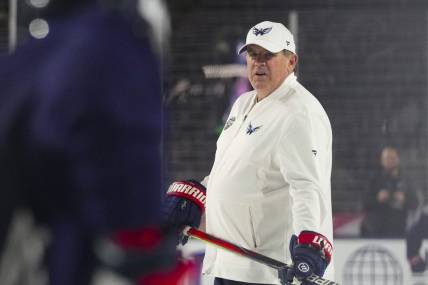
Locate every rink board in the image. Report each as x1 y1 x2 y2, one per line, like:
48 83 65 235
182 238 428 285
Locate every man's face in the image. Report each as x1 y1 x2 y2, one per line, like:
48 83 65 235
381 148 400 171
246 45 297 98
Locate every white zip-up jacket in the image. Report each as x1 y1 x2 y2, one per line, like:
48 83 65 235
201 73 334 284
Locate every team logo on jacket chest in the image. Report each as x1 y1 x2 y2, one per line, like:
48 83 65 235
223 116 236 130
246 122 262 135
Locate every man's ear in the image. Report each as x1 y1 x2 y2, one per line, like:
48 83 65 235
290 54 298 69
286 54 298 72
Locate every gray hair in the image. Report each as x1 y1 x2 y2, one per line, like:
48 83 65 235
282 50 294 57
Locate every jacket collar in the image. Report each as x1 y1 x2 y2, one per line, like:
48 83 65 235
255 72 297 104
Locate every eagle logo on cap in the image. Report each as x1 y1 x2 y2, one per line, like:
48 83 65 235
252 27 272 36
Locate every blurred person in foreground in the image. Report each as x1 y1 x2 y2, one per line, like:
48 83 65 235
162 21 335 284
0 0 195 284
361 146 419 238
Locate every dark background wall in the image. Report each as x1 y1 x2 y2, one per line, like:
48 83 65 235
165 1 428 213
3 0 427 213
0 1 9 54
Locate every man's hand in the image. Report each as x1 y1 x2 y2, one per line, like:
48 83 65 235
377 189 390 203
161 180 206 244
393 191 405 201
408 255 427 273
289 231 332 280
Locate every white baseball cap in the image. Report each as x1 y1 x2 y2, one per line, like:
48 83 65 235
238 21 296 55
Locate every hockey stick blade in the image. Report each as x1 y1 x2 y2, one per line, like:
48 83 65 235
183 226 339 285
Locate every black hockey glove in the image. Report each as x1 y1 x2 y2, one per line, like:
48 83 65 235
289 231 332 281
161 179 206 245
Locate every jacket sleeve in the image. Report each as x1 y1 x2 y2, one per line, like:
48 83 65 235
275 112 332 235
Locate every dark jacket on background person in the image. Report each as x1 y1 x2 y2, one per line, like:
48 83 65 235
361 169 419 238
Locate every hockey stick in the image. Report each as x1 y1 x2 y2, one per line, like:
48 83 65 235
183 226 338 285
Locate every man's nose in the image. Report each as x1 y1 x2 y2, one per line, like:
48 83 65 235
254 59 266 66
253 55 267 64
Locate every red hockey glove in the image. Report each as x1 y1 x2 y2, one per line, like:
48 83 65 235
97 227 179 280
289 231 332 279
98 227 198 284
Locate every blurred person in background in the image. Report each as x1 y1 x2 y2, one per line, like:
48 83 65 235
406 204 428 273
361 146 420 238
0 0 195 284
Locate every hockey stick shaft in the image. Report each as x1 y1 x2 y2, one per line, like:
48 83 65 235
183 226 339 285
184 226 286 269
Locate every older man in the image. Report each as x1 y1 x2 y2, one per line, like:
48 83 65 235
164 21 335 284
